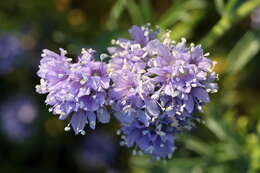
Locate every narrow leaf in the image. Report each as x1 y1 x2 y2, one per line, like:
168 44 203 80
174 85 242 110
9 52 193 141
226 31 260 74
106 0 127 30
214 0 225 16
126 0 145 25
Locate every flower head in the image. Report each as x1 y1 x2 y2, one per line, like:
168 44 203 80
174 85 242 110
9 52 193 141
36 48 110 135
108 25 218 159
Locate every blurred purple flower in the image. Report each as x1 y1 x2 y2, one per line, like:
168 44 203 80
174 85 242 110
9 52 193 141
76 132 118 170
0 34 23 74
251 7 260 29
108 25 218 159
36 48 110 135
0 95 37 141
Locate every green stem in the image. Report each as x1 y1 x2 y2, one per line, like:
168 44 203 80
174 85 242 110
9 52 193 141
201 0 260 49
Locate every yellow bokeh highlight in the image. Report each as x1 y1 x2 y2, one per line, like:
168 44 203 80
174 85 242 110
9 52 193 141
67 9 86 26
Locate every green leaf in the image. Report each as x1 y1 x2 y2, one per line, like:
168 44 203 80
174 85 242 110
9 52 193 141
201 0 260 48
140 0 153 22
226 31 260 74
224 0 238 14
106 0 127 30
131 155 204 169
214 0 225 16
182 135 211 155
126 0 145 25
167 158 205 168
158 0 206 29
170 11 205 40
206 116 229 141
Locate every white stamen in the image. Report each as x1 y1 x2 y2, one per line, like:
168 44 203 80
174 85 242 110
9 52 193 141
66 58 72 62
176 112 181 115
191 84 197 87
204 52 210 56
168 153 173 159
80 79 86 85
181 37 186 43
132 150 137 155
64 126 71 131
80 130 86 135
179 66 185 74
111 39 116 44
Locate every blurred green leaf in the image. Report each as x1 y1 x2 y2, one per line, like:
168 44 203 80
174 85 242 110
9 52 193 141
214 0 225 16
158 0 206 29
140 0 153 23
182 136 210 155
206 104 247 147
226 31 260 74
126 0 145 25
206 116 229 141
131 155 204 170
167 158 205 169
170 11 205 40
201 0 260 48
224 0 238 14
106 0 127 30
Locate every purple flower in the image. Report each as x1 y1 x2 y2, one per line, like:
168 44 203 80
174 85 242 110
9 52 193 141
76 132 118 170
108 25 218 159
36 48 110 135
251 7 260 29
36 25 218 160
0 34 23 74
0 95 37 142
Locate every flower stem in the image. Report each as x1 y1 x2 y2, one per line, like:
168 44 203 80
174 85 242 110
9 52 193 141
201 0 260 49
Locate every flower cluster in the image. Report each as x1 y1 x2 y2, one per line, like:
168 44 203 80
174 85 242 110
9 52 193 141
36 25 218 159
108 25 218 159
36 48 110 135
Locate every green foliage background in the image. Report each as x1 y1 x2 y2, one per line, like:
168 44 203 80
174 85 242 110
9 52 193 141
1 0 260 173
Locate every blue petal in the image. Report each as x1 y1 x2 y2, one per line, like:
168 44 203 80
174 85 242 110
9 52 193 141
115 108 135 124
136 135 150 151
137 111 151 127
87 111 96 129
81 96 99 111
70 111 87 135
184 95 194 113
192 87 210 103
145 98 160 117
97 107 110 123
125 130 140 147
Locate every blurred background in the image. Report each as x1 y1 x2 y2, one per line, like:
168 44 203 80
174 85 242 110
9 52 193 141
0 0 260 172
